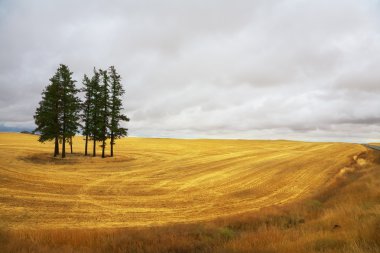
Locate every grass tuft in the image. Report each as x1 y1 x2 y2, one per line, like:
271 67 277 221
314 238 346 252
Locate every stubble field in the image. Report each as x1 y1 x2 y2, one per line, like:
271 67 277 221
0 133 365 229
0 132 379 253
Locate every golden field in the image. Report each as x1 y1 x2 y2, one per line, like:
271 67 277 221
0 132 379 252
0 133 366 228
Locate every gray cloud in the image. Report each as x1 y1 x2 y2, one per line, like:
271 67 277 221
1 0 380 142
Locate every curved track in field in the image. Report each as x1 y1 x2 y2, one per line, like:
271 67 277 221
0 133 366 228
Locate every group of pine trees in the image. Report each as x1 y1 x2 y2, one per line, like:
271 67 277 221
34 64 129 158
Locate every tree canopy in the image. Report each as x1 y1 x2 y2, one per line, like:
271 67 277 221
35 64 129 158
34 64 81 158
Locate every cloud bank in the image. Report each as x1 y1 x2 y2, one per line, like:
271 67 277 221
1 0 380 142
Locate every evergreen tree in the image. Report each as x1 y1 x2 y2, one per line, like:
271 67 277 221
34 73 61 156
98 69 110 158
108 66 129 157
34 64 80 158
35 64 128 159
89 68 102 157
58 64 81 158
81 74 93 156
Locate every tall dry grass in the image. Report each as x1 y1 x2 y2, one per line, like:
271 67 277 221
1 150 379 252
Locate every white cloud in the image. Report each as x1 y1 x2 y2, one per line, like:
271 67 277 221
1 0 380 141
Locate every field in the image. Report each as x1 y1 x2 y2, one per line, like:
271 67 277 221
0 133 379 252
0 133 366 228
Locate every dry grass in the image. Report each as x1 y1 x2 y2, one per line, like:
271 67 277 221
0 133 379 252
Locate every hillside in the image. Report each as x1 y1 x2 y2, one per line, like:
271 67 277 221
0 133 366 229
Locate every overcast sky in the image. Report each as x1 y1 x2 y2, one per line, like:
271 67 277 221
1 0 380 142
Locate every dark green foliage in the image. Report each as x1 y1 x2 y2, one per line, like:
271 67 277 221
98 69 110 158
34 64 81 158
80 68 102 157
34 73 61 156
35 64 128 158
89 69 102 157
81 74 92 156
108 66 129 157
58 65 81 158
81 70 101 156
81 66 129 158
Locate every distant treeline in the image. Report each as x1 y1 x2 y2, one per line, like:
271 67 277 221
34 64 129 158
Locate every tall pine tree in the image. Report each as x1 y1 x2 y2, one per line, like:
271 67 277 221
59 65 81 158
89 68 102 157
36 64 129 158
108 66 129 157
34 72 61 156
34 64 80 158
81 74 93 156
98 69 110 158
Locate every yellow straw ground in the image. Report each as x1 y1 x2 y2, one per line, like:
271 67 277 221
0 133 366 229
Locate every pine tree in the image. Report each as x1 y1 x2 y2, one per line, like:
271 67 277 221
98 69 110 158
34 64 80 158
58 64 81 158
108 66 129 157
81 74 93 156
34 73 61 157
89 68 102 157
35 64 128 159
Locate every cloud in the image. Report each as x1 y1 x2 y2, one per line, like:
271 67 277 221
1 0 380 142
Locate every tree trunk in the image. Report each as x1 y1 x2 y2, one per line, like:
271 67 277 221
62 134 66 158
101 111 107 158
70 137 73 154
110 132 114 157
54 136 59 157
102 138 105 158
85 135 88 156
93 138 96 157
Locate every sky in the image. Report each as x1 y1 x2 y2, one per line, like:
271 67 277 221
1 0 380 142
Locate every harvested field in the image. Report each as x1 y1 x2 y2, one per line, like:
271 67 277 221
0 133 366 229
